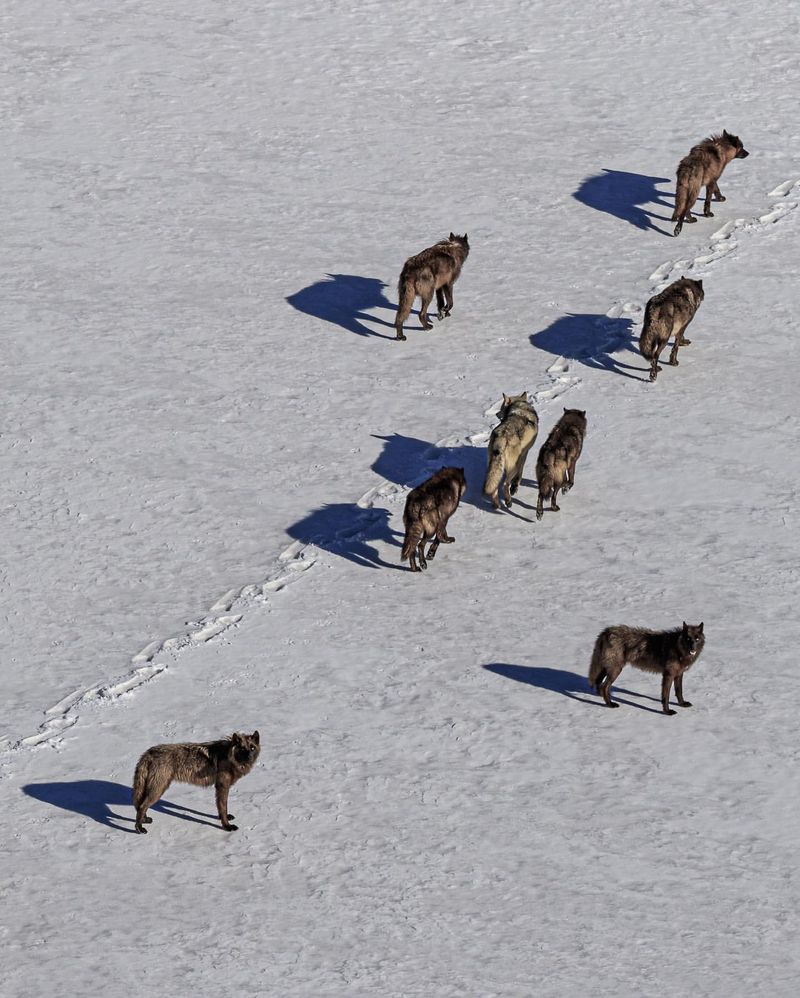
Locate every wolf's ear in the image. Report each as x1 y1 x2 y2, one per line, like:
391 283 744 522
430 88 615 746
252 730 260 743
682 621 688 631
502 393 510 404
580 410 586 418
464 232 468 241
697 279 704 289
723 129 730 138
449 232 456 241
231 732 242 744
698 623 704 633
521 391 528 400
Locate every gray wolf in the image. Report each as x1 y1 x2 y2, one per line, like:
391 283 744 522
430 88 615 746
639 276 704 382
401 466 467 571
672 131 749 236
535 409 587 521
588 622 705 714
133 731 261 833
483 392 539 509
395 233 470 340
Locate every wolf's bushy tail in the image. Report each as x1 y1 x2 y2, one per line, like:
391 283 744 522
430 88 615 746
638 299 657 358
483 444 505 500
395 267 417 336
672 163 701 230
132 754 150 808
401 519 423 562
588 630 611 690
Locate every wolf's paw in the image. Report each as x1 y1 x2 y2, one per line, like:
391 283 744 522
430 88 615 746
663 708 677 716
223 823 239 831
421 322 434 331
714 194 726 202
395 332 407 341
704 210 714 218
679 337 691 345
136 826 148 834
436 310 445 321
685 215 697 223
443 535 455 544
678 701 693 708
143 816 153 824
227 814 235 820
551 503 560 512
561 483 571 495
670 359 679 366
607 702 620 709
536 510 543 521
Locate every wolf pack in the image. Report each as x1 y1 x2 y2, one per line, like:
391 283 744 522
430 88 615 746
134 130 745 833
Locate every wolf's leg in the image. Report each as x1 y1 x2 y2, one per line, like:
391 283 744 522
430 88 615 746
435 523 454 543
503 476 513 508
675 673 692 708
599 663 622 708
711 180 726 202
443 282 454 316
677 320 692 346
668 335 682 367
562 461 576 494
215 781 238 830
536 493 545 520
135 777 172 833
417 540 428 570
550 486 561 512
661 674 677 715
419 290 434 330
436 287 446 321
426 537 440 560
703 185 715 217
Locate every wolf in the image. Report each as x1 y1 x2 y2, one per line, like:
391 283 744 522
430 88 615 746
132 731 260 833
672 130 749 236
401 466 467 572
394 233 470 340
483 392 539 510
639 276 704 382
588 622 705 714
535 409 587 521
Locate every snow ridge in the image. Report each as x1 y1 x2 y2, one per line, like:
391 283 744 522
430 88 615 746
5 180 797 754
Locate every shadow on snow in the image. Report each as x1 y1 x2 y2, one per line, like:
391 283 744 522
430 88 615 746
530 313 650 381
22 779 222 833
286 274 398 339
573 169 674 234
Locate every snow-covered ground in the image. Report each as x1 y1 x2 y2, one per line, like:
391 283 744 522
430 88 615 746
3 1 799 994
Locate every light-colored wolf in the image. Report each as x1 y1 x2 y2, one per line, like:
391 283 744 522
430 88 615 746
395 233 470 340
483 392 539 510
133 731 261 833
639 276 704 382
588 623 705 714
672 130 749 236
535 409 587 521
401 466 467 572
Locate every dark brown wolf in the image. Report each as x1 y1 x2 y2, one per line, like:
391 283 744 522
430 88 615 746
639 276 704 382
401 466 467 571
483 392 539 510
672 131 749 236
133 731 260 833
395 233 470 340
535 409 587 521
588 623 705 714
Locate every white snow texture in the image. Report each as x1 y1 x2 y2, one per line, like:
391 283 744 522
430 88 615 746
2 1 800 996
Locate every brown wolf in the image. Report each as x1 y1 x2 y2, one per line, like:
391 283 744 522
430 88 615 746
395 233 470 340
672 131 749 236
401 466 467 571
639 276 704 382
132 731 260 833
483 392 539 510
588 622 705 714
535 409 587 521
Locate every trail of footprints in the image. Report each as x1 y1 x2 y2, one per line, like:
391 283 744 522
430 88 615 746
5 179 798 753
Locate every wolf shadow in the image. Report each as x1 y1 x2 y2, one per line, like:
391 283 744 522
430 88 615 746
530 313 649 380
287 503 401 569
286 274 397 338
573 169 673 233
484 664 665 713
371 433 493 513
22 779 221 833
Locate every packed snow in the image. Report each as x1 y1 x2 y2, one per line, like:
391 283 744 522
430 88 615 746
3 1 800 995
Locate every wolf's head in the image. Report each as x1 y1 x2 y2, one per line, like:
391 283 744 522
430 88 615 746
722 130 749 158
681 622 705 657
448 232 470 256
230 731 261 768
498 391 529 419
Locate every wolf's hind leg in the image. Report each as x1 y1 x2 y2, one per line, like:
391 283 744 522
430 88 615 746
436 288 446 321
419 289 434 330
711 180 725 202
703 184 715 217
677 320 692 346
